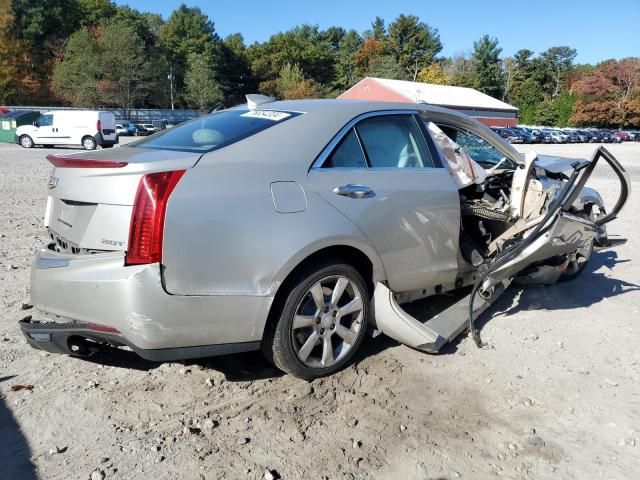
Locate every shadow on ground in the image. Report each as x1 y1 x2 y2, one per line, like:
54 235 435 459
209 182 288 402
494 249 638 316
0 376 37 479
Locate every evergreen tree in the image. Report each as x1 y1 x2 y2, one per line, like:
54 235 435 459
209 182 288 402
472 35 504 98
387 14 442 80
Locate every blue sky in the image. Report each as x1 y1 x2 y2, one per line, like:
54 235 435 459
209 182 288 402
119 0 639 64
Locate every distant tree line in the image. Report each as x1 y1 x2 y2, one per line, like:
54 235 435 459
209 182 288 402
1 0 638 127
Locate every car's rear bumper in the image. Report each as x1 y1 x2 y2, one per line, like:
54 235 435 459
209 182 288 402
27 247 272 355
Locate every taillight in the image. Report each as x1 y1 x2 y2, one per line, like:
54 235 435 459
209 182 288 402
97 119 102 132
125 170 186 265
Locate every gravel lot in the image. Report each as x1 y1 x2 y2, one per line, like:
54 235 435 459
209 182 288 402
1 140 638 480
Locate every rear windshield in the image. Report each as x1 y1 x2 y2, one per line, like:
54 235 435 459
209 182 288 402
130 108 300 153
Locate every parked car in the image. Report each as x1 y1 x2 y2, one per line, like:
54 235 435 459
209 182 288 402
116 124 128 136
510 127 535 143
16 110 118 150
547 130 565 143
152 120 168 131
19 98 630 379
141 123 157 134
491 127 525 143
126 123 149 136
613 131 630 142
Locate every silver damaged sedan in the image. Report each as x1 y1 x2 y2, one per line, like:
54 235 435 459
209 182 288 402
20 98 630 379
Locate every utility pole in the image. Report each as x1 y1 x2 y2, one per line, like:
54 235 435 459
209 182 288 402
168 65 175 110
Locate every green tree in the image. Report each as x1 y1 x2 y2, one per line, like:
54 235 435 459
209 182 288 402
13 0 83 102
276 63 320 99
387 14 442 80
51 28 102 106
220 33 255 104
472 35 503 98
77 0 118 27
99 23 153 113
365 16 386 40
160 4 219 105
184 51 224 110
444 54 477 88
247 25 335 87
367 55 406 80
334 29 363 89
541 46 577 98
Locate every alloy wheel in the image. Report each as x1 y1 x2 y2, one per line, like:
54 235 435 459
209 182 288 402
291 275 364 369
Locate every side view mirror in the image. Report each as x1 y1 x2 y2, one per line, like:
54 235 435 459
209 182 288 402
32 121 38 127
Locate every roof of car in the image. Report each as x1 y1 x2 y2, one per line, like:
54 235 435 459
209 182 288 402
254 98 472 120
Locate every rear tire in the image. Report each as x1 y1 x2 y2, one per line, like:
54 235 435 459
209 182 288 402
82 136 97 150
262 259 369 380
19 135 34 148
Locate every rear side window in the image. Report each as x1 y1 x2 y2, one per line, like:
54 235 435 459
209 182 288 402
325 129 367 168
356 115 435 169
131 109 300 153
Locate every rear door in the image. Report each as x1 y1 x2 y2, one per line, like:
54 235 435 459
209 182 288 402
308 111 460 293
99 112 117 142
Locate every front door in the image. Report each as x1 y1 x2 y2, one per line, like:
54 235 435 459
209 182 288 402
33 114 57 144
308 112 460 293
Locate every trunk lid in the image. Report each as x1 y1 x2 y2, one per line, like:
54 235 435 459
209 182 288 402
45 147 201 252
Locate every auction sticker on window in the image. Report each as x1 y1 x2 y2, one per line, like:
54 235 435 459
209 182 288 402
241 110 291 121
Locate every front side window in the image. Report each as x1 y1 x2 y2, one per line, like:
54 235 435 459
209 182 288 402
37 115 53 127
356 115 435 169
130 109 300 153
440 126 516 169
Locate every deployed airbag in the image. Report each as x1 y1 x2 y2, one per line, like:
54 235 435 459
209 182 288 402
428 122 487 189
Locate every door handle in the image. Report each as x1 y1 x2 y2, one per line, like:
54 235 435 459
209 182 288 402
333 184 375 199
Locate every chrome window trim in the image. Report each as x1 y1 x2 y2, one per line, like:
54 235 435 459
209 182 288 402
311 109 425 170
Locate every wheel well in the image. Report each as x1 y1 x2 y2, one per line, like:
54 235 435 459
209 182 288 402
264 245 375 336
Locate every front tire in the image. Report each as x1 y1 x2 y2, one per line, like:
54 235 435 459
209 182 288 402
262 259 369 380
19 135 34 148
82 136 97 150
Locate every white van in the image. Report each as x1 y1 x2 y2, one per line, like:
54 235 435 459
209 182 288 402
16 110 119 150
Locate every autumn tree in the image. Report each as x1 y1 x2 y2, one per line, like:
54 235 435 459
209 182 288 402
0 0 21 103
417 62 452 85
572 58 640 127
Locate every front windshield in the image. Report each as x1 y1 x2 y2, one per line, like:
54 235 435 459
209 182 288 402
130 108 300 153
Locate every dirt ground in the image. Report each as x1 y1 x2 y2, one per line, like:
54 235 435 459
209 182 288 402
1 140 638 480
